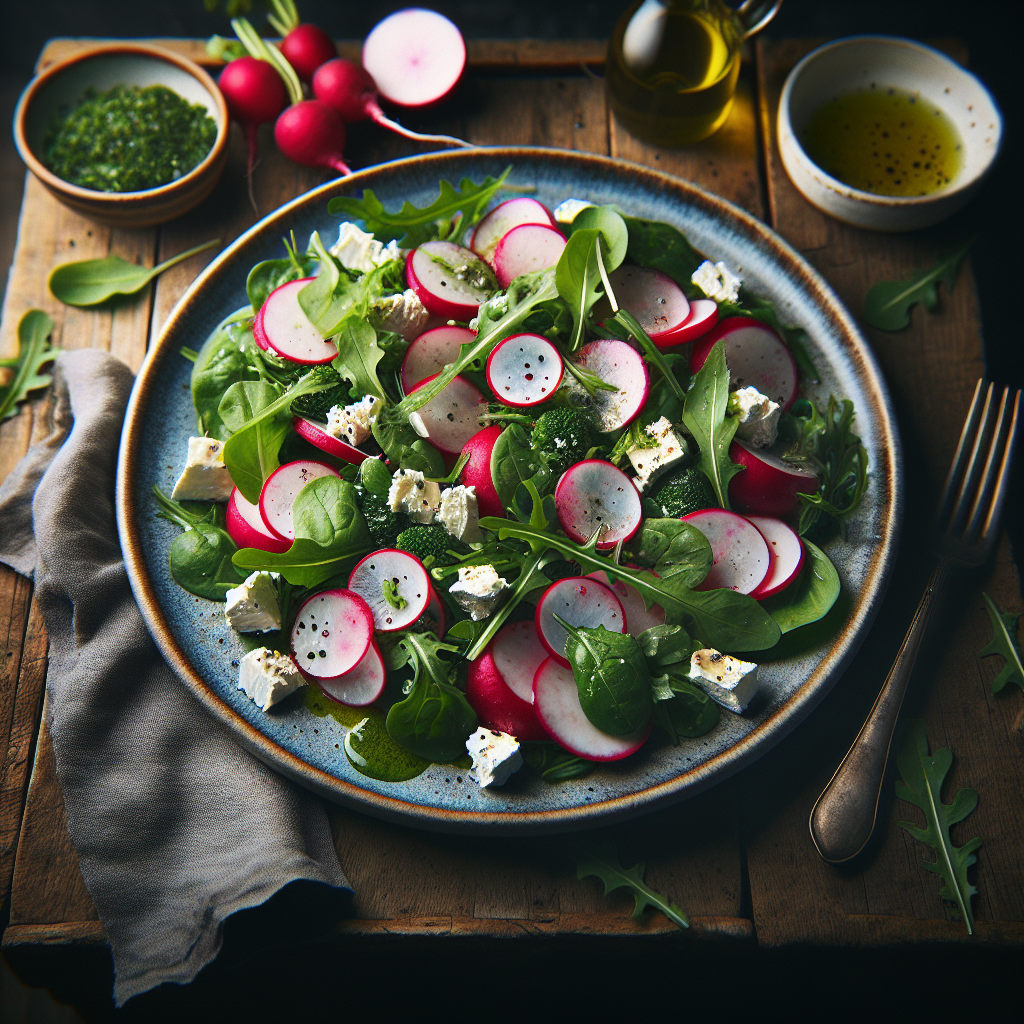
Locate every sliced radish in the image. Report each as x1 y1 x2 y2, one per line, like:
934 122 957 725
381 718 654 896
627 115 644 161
466 645 547 742
259 460 341 542
460 424 504 518
485 333 563 407
290 588 374 679
491 619 549 705
362 8 466 109
401 325 475 393
555 459 642 550
253 278 337 365
570 339 649 432
680 509 771 595
745 515 806 600
316 640 387 707
347 549 432 631
226 486 291 554
406 241 495 321
407 373 487 455
470 198 556 264
658 298 719 349
728 439 818 517
535 576 626 667
607 265 690 346
533 657 650 761
293 416 369 465
492 223 567 289
691 317 798 411
587 570 665 634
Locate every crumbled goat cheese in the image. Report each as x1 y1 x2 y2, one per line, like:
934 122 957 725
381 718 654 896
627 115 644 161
728 386 781 449
330 222 400 273
688 648 759 712
326 395 381 447
388 468 441 524
171 437 234 501
627 417 689 491
373 288 430 340
466 728 523 787
691 260 742 303
436 485 482 543
553 198 595 224
238 648 305 711
225 572 281 633
450 564 509 621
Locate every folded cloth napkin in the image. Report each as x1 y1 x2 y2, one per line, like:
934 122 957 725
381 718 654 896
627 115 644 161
0 350 350 1006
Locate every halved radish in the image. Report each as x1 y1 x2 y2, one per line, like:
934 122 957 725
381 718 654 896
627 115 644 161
491 619 549 705
259 460 341 542
690 317 798 410
347 549 432 631
492 223 567 289
587 570 665 634
460 424 504 518
535 576 626 666
485 332 563 407
470 198 556 264
406 241 495 320
316 640 387 707
659 298 719 349
607 265 690 346
253 278 337 365
293 416 369 465
290 588 374 679
680 508 771 595
745 515 806 600
401 325 475 393
407 373 487 454
728 439 818 517
570 339 649 432
555 459 642 550
226 486 290 554
533 657 650 761
466 645 547 742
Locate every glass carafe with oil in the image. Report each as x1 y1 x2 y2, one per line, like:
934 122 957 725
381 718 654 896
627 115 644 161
606 0 781 145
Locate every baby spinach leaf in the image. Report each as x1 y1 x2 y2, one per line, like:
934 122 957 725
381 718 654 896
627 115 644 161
556 228 607 352
652 679 720 742
622 216 703 293
522 743 594 783
638 624 698 671
763 540 840 634
297 232 361 337
632 518 713 589
896 719 981 935
371 404 446 476
219 380 290 504
0 310 58 423
979 592 1024 693
490 423 553 509
190 313 262 439
569 205 629 267
246 247 317 313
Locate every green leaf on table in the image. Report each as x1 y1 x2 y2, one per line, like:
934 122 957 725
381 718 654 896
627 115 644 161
570 840 689 930
762 540 840 634
0 310 58 422
48 240 219 307
895 719 981 935
863 239 972 331
979 592 1024 693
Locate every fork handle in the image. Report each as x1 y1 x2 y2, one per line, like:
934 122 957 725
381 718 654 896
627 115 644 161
809 559 951 863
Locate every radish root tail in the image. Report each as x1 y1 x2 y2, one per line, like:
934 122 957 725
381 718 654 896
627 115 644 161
369 103 473 149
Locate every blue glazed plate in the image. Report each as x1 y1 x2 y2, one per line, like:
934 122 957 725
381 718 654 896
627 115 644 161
117 148 901 834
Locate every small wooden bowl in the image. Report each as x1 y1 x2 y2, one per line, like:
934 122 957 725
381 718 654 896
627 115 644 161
14 43 229 229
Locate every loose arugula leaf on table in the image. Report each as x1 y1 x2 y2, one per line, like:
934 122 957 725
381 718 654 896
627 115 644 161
570 840 689 930
762 540 840 634
622 216 703 294
522 743 594 783
0 310 58 422
863 238 972 331
896 719 981 935
979 593 1024 694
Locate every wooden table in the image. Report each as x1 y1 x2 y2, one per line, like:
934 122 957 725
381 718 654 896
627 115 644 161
1 36 1021 1009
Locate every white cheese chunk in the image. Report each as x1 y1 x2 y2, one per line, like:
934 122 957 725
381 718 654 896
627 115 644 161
436 485 482 543
627 417 689 491
691 260 742 303
388 468 441 523
729 386 781 449
373 288 430 340
449 564 509 621
326 395 380 447
225 571 281 633
688 648 759 713
170 437 234 501
553 198 595 225
466 727 523 788
238 648 305 711
329 221 400 273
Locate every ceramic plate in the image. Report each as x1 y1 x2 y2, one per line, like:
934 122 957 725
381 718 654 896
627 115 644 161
118 148 902 834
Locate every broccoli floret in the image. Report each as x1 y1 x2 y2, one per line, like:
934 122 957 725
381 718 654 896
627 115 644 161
531 406 598 476
396 524 466 568
291 367 349 422
649 466 716 518
357 491 410 548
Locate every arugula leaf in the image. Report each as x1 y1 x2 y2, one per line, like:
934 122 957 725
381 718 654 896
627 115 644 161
896 719 981 935
622 216 703 293
0 310 58 422
556 228 607 352
979 593 1024 693
762 540 840 634
863 239 972 331
522 743 594 783
570 840 689 930
490 423 553 509
333 319 387 402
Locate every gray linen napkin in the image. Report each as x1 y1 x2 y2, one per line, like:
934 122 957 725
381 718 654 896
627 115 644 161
0 350 350 1006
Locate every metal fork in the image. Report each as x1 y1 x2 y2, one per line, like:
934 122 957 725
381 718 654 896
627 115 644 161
809 379 1021 864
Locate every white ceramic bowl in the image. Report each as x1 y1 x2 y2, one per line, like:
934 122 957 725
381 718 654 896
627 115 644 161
777 36 1002 231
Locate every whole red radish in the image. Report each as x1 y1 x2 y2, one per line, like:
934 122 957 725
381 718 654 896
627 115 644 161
460 425 505 519
218 56 287 182
274 99 351 175
279 22 336 82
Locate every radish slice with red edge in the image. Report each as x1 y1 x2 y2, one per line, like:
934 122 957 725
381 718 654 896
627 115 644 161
401 325 475 393
406 241 494 320
691 316 798 410
728 439 818 517
347 549 432 631
460 424 504 518
293 416 369 465
470 198 556 264
485 332 563 407
535 576 626 667
587 570 665 633
259 460 341 542
408 373 486 454
226 487 290 554
533 657 650 760
254 277 337 364
570 339 649 431
607 265 690 345
466 644 547 742
555 459 642 550
362 9 466 109
316 640 387 707
745 515 806 600
492 223 567 288
491 620 549 705
290 588 374 679
656 298 719 349
681 509 771 595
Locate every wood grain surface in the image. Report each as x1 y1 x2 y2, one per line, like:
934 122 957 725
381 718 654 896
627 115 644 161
0 37 1020 954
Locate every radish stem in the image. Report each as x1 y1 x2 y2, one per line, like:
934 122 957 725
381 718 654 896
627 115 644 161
232 17 303 106
266 0 299 37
